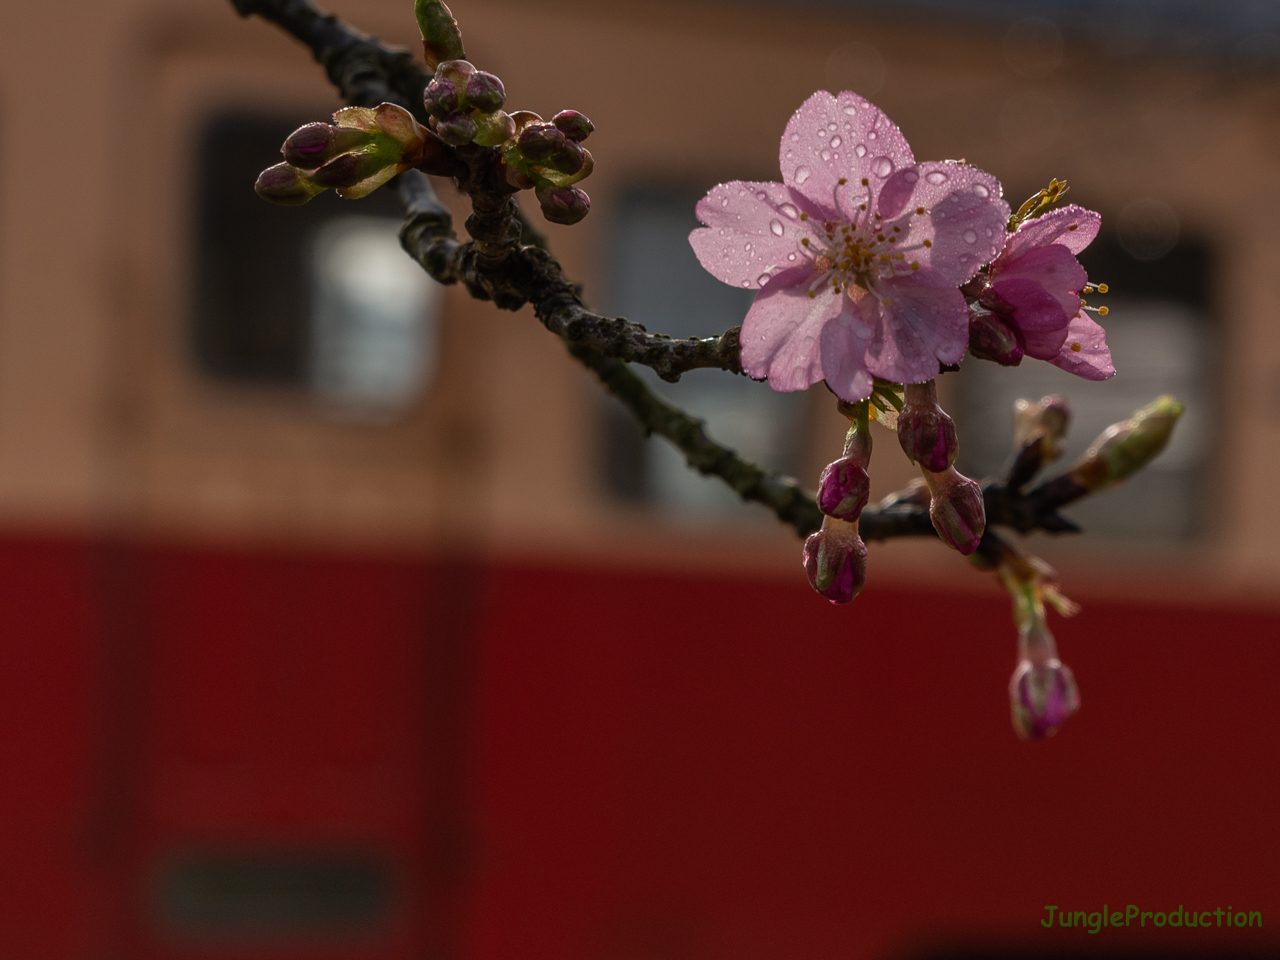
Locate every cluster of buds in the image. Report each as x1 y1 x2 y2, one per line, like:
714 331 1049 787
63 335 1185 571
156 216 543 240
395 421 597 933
994 545 1082 740
423 59 515 147
804 411 872 604
502 110 595 224
896 380 985 555
255 104 448 205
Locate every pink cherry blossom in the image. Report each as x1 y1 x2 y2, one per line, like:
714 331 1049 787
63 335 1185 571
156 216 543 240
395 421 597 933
689 91 1009 402
981 204 1114 381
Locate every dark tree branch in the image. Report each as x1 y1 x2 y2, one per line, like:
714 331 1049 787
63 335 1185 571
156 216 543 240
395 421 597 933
234 0 1138 547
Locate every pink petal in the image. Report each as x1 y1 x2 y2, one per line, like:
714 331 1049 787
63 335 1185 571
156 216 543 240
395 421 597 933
824 271 968 389
817 303 875 403
689 181 824 289
741 266 844 392
986 278 1069 360
1050 312 1115 380
991 242 1085 320
997 204 1100 264
908 162 1009 284
779 91 913 218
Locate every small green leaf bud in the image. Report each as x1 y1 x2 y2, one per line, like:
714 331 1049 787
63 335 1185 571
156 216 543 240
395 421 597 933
415 0 466 72
464 71 506 114
435 112 478 146
1068 395 1184 493
536 184 591 225
254 162 325 206
552 109 594 142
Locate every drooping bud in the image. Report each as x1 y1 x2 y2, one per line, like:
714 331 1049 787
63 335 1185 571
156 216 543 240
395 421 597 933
254 162 326 206
1009 616 1080 740
922 467 985 555
897 380 958 473
552 109 594 142
435 112 479 146
423 77 460 119
464 71 506 114
803 517 868 604
817 418 872 521
1067 395 1184 493
536 184 591 225
968 307 1023 365
415 0 466 72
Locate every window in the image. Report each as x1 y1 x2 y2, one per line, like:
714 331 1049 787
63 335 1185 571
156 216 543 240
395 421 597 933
192 113 442 419
604 190 811 517
957 233 1212 540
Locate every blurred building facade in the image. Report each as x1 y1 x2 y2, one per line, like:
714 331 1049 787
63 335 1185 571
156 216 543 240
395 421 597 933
0 0 1278 958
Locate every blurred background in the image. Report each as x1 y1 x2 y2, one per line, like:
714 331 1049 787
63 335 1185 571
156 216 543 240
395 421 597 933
0 0 1278 957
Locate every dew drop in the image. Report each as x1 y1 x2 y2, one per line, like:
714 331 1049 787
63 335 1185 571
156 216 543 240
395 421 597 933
843 105 857 115
855 324 873 341
903 170 919 184
744 242 753 251
758 272 772 286
985 227 993 237
779 203 799 219
757 191 767 200
795 166 811 184
963 229 977 244
821 149 831 161
868 131 878 140
721 197 729 207
854 144 867 157
872 156 894 177
791 133 800 142
770 219 784 236
742 280 751 287
829 122 839 131
830 135 842 149
925 171 947 185
787 253 797 260
973 183 990 198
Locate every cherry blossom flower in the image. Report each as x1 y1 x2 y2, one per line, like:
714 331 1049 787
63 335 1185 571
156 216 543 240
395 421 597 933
978 204 1115 380
689 91 1009 402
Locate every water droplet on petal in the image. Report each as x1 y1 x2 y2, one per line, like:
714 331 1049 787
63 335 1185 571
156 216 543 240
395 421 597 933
963 229 977 244
854 144 867 157
721 197 729 206
757 191 767 200
904 170 919 184
925 171 947 185
795 166 811 184
770 219 784 236
872 156 893 177
758 272 772 286
973 183 990 198
742 280 751 287
829 122 839 131
787 253 797 261
868 131 878 140
791 133 800 142
820 150 831 161
779 203 799 219
830 136 842 149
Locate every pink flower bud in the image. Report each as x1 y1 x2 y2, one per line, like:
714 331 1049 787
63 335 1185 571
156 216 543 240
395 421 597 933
537 185 591 225
923 467 985 555
817 457 870 521
552 109 594 142
282 122 370 170
802 518 868 604
423 77 460 119
968 306 1024 366
435 112 478 145
517 122 585 174
309 151 385 189
254 162 324 206
1009 657 1080 740
897 380 958 473
464 71 506 114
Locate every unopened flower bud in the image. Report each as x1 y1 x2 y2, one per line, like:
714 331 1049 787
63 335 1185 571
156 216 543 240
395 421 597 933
1068 395 1184 493
537 184 591 225
1010 651 1080 740
803 518 868 604
309 151 385 189
435 59 477 87
552 109 594 142
254 162 325 206
968 307 1023 365
435 112 478 145
464 71 506 114
922 467 985 555
898 380 958 472
518 122 571 164
423 77 460 119
817 458 870 521
281 122 367 169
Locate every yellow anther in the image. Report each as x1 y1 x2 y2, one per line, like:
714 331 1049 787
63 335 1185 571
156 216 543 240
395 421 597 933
879 254 890 262
881 297 891 305
1070 342 1081 352
923 239 932 247
861 178 869 186
910 262 920 270
838 177 848 185
916 207 925 215
800 213 809 221
893 226 901 232
801 238 810 247
1098 306 1110 316
1098 283 1109 293
808 290 817 299
1067 224 1078 231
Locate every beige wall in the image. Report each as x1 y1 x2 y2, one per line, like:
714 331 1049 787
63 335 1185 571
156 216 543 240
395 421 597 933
1 0 1276 598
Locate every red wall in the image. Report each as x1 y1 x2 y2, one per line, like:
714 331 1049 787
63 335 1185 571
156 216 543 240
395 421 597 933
0 535 1276 959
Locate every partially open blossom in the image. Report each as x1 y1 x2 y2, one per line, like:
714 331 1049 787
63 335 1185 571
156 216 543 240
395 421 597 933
897 379 958 472
689 91 1009 403
803 516 868 604
921 466 984 555
975 204 1114 380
